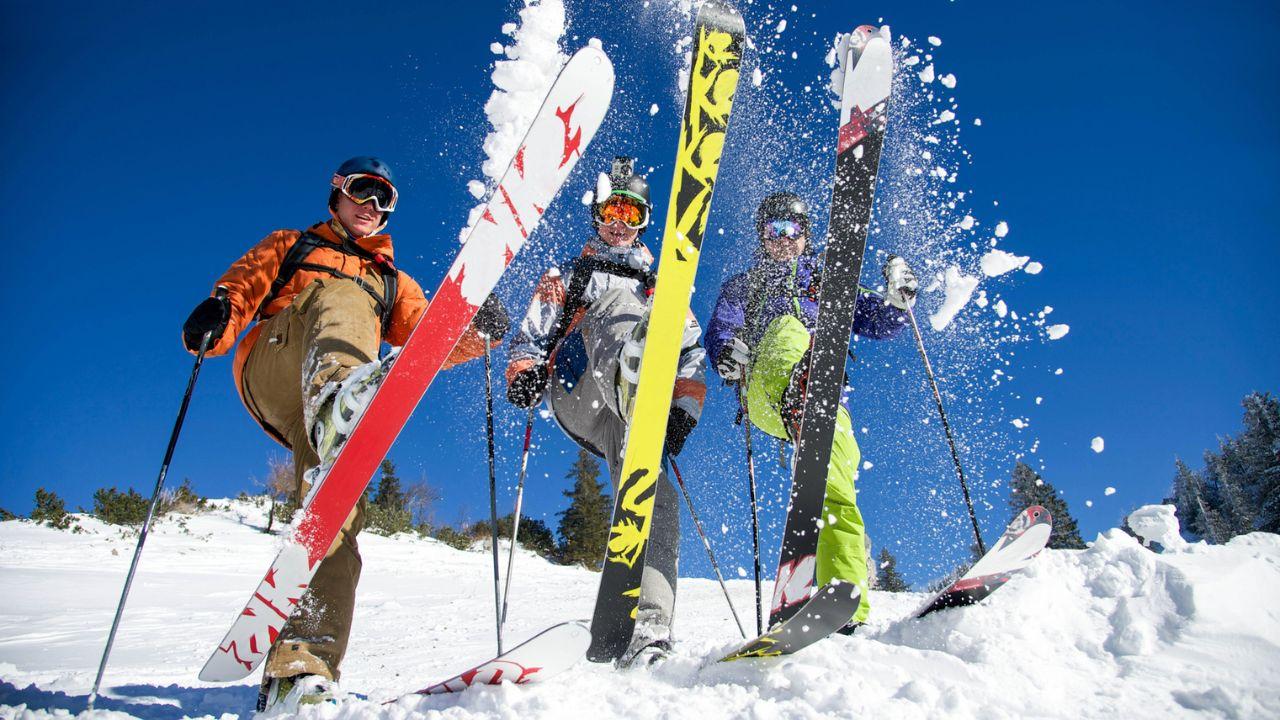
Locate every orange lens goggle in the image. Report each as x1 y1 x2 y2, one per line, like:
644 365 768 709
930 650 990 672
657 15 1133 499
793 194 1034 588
593 196 649 229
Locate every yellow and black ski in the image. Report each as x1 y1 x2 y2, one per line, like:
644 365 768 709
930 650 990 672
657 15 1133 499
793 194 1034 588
586 0 745 663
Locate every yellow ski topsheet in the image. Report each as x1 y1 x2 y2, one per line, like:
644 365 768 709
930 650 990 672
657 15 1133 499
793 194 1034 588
605 19 742 580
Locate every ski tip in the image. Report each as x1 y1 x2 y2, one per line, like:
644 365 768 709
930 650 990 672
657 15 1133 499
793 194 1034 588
697 0 747 33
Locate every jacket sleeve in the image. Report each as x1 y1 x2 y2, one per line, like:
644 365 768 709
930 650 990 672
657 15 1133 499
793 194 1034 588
505 266 567 383
208 230 293 356
388 271 493 369
673 311 708 421
851 289 909 340
704 272 747 366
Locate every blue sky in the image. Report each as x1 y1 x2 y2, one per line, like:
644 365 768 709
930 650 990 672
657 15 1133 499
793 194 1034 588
2 0 1277 589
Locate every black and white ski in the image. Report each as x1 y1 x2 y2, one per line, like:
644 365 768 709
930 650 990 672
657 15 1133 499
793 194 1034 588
769 25 893 629
720 580 860 661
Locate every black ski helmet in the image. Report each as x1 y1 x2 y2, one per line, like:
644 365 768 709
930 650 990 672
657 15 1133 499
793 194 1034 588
599 156 651 208
330 156 397 212
755 191 810 239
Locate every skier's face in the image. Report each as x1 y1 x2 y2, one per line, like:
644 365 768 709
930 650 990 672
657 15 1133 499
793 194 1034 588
335 192 386 237
761 225 807 261
597 219 640 248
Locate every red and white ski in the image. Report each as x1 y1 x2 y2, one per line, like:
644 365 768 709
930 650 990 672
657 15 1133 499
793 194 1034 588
199 47 615 682
396 621 590 697
913 505 1052 619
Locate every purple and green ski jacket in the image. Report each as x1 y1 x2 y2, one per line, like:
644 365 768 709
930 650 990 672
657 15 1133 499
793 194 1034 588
704 250 907 367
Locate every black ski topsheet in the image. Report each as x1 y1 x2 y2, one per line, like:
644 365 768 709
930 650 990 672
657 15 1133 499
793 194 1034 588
720 580 860 662
914 505 1053 619
769 27 893 629
585 0 746 664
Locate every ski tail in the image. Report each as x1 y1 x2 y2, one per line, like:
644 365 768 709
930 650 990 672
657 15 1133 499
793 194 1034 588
585 0 746 664
721 580 860 662
768 25 893 629
914 505 1053 619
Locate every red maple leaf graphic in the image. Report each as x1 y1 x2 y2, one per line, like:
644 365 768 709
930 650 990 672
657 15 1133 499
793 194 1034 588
556 97 585 168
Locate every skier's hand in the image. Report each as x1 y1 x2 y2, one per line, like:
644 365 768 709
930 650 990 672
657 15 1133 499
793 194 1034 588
183 293 231 352
715 336 752 382
507 364 548 409
664 407 697 457
882 255 918 311
474 293 511 341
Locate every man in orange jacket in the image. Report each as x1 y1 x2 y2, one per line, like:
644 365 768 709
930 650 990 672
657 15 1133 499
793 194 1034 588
181 156 508 707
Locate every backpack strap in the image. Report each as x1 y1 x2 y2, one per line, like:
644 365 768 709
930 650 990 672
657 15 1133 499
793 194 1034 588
256 230 400 338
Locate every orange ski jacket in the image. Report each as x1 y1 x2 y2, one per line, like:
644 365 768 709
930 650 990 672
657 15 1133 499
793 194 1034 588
196 220 488 402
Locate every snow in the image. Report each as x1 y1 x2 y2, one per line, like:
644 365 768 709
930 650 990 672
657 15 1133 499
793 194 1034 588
1091 436 1105 453
939 73 956 89
980 249 1028 277
927 35 942 46
648 103 659 116
918 63 935 84
4 502 1279 719
459 0 567 242
1024 261 1043 275
775 19 787 34
994 221 1009 238
1128 506 1187 551
751 67 762 87
928 266 979 331
1105 487 1117 496
1046 324 1070 340
993 299 1007 318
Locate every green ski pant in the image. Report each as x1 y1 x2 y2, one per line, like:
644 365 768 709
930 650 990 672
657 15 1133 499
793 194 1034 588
746 315 871 623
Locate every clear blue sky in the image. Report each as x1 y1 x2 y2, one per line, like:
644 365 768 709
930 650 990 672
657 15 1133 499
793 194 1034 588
2 0 1276 589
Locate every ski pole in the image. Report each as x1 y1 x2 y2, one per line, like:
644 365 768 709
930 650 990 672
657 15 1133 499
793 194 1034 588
89 288 224 710
736 388 764 636
903 304 986 555
499 408 536 632
667 456 746 639
482 337 504 656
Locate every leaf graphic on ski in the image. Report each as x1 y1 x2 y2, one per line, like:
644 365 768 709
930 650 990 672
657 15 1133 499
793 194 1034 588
401 622 590 697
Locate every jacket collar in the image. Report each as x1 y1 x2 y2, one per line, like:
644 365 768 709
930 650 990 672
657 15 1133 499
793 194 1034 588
315 219 396 260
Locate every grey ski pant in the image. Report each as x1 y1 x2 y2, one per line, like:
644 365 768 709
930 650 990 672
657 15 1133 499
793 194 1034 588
548 287 681 640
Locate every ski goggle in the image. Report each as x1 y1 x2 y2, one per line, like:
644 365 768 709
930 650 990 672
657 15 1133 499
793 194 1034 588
593 196 650 229
762 218 805 240
332 173 398 213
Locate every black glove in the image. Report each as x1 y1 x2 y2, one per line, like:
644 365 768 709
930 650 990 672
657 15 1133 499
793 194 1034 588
183 294 231 352
507 364 549 409
474 293 511 341
664 407 697 457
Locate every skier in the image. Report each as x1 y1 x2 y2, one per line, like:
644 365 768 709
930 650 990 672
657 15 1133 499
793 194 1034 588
704 191 917 630
505 157 707 666
180 156 509 709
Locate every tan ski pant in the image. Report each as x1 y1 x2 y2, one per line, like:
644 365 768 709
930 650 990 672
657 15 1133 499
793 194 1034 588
240 278 384 681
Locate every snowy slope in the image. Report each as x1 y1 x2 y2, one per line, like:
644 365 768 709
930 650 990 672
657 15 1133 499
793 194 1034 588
2 499 1278 719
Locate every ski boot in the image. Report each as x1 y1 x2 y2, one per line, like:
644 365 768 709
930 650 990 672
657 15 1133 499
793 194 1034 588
615 317 647 421
308 349 400 464
256 674 337 716
619 638 672 669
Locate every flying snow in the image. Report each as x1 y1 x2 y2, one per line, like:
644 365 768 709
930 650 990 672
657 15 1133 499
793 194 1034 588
1091 436 1105 453
980 249 1030 277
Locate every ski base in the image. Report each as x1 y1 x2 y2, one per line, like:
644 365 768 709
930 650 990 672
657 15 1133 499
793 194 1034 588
720 580 860 662
914 505 1053 619
403 621 591 696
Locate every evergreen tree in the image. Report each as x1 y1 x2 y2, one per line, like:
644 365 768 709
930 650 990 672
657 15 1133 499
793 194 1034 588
558 448 611 568
31 488 72 530
366 459 412 535
92 487 150 526
1240 392 1280 532
1007 462 1086 549
1171 459 1224 543
875 547 910 592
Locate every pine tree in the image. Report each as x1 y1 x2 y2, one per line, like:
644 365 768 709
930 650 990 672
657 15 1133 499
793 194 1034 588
1240 392 1280 532
31 488 72 530
875 547 910 592
1007 462 1086 549
558 448 612 568
366 459 412 535
1171 458 1223 543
